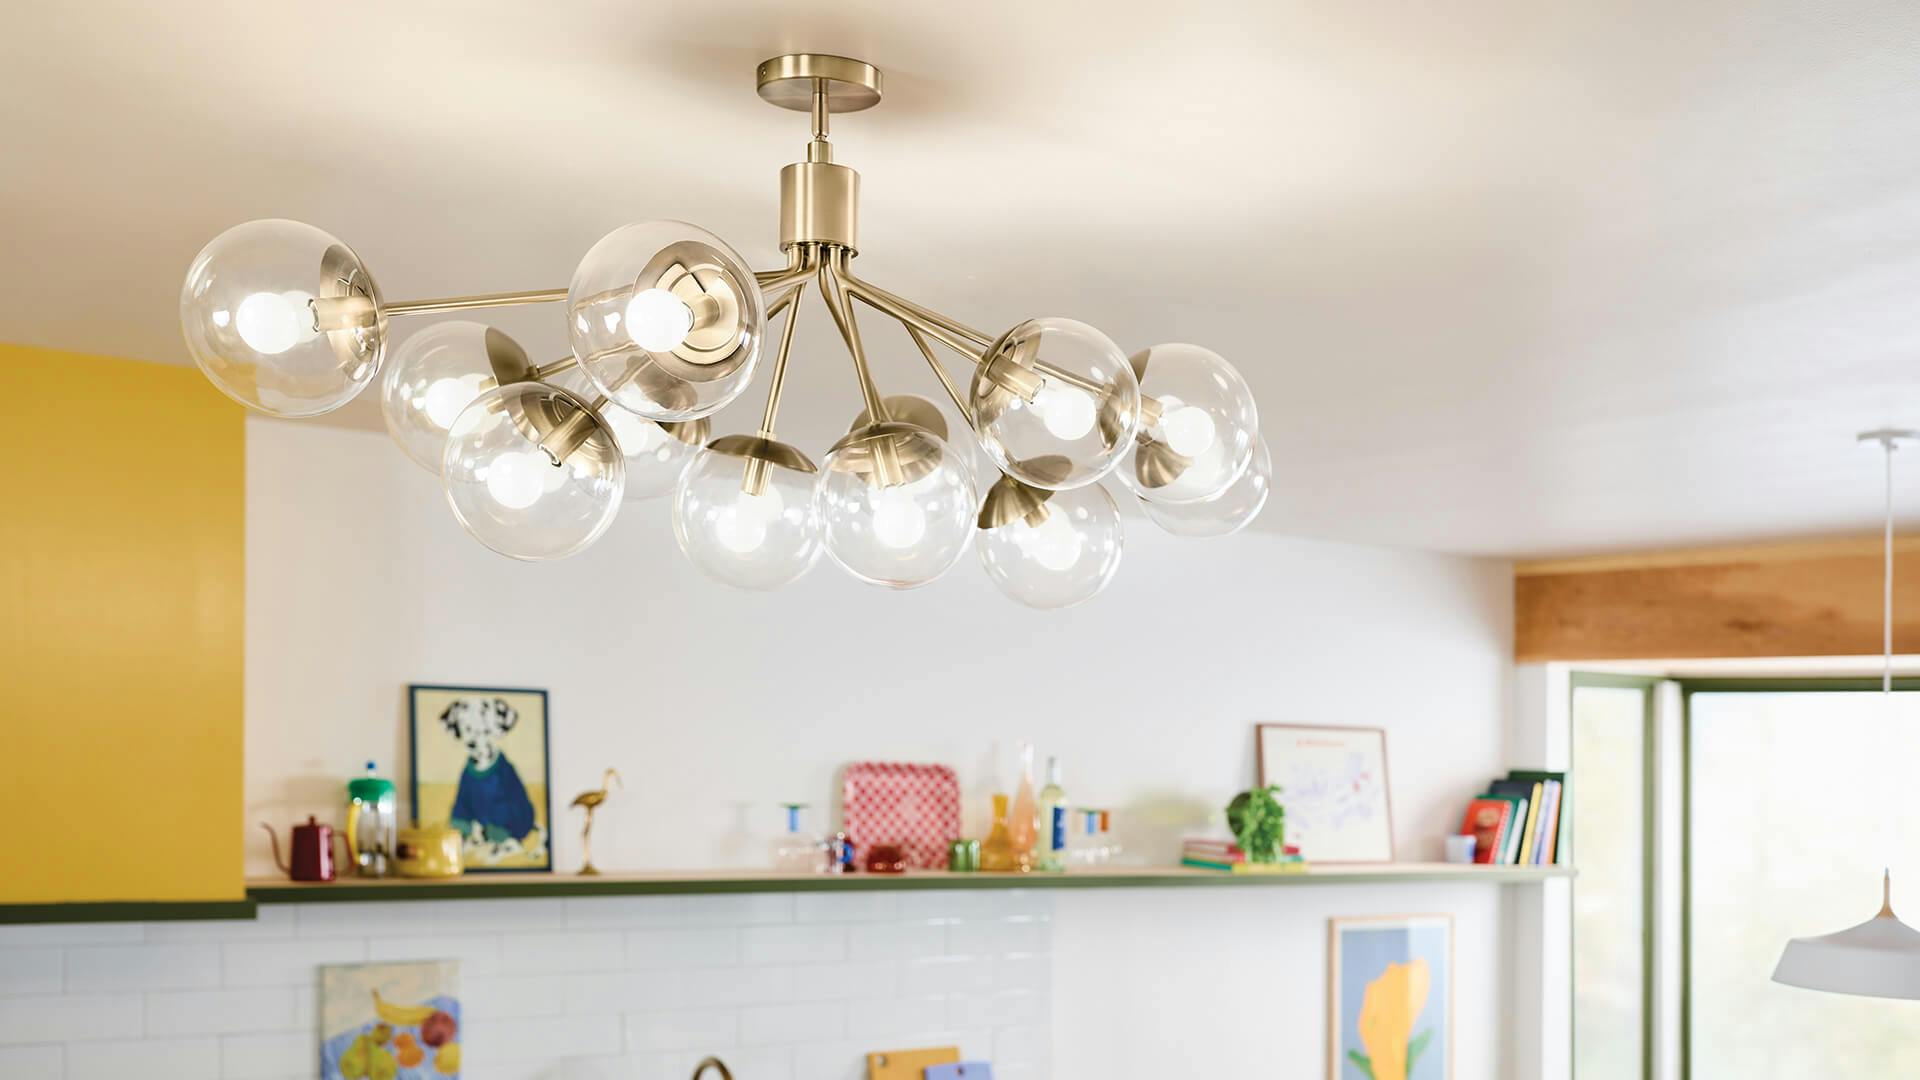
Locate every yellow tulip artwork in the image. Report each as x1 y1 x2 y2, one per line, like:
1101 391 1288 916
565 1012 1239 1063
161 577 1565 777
1330 915 1452 1080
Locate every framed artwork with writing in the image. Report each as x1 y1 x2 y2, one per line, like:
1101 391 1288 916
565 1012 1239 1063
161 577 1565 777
1256 723 1394 863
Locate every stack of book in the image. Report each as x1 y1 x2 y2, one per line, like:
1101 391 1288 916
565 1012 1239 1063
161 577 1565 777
1180 838 1307 873
1456 770 1565 866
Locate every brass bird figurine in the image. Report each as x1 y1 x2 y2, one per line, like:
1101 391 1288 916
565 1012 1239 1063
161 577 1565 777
570 767 622 876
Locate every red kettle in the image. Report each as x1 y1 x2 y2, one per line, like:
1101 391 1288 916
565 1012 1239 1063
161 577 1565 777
262 817 341 882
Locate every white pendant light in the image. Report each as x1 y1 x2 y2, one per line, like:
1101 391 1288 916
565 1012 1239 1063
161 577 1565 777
1772 428 1919 998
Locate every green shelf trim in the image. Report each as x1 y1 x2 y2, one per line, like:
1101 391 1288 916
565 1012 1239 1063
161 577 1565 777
248 865 1574 904
0 899 257 925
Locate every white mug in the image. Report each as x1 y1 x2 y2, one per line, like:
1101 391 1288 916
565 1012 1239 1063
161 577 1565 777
1444 834 1478 864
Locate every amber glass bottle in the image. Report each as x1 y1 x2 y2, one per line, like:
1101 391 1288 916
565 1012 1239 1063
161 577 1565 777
980 793 1020 873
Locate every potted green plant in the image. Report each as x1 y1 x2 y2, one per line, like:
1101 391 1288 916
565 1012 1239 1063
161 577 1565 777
1225 784 1286 864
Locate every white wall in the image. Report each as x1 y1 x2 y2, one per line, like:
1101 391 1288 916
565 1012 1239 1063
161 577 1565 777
243 419 1518 1077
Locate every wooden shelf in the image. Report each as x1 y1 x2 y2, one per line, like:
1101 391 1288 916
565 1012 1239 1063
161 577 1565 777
247 863 1572 903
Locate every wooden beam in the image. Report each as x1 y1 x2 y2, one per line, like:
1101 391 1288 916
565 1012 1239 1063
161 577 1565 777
1515 536 1920 661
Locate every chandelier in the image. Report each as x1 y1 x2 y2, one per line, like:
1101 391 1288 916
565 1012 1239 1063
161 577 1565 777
178 55 1269 607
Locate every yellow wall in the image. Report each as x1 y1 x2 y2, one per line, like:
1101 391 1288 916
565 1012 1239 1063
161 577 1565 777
0 345 244 902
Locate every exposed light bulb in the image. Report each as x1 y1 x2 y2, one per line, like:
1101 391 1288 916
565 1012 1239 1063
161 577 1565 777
602 408 670 458
1032 383 1096 441
714 485 785 554
234 291 315 355
1157 396 1217 457
1019 507 1084 572
484 449 550 511
871 487 929 549
624 287 695 352
421 374 487 430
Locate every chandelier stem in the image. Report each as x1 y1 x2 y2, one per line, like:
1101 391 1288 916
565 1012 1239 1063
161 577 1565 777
818 258 889 423
380 288 569 317
529 356 579 381
904 324 976 426
838 274 994 350
758 281 806 436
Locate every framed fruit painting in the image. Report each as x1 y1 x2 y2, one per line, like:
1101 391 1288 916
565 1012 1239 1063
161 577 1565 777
321 960 462 1079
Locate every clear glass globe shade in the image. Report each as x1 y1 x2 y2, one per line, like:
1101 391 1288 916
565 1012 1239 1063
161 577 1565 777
673 449 821 591
1143 436 1271 537
442 382 625 560
180 219 386 417
1119 343 1260 505
978 483 1125 609
566 221 763 422
552 370 704 502
970 318 1139 491
380 321 508 472
818 428 977 589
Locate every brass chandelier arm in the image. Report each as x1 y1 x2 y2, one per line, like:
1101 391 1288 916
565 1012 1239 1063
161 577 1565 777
379 288 570 317
816 258 890 424
838 273 994 352
757 281 806 436
529 356 580 381
903 324 976 426
755 243 819 293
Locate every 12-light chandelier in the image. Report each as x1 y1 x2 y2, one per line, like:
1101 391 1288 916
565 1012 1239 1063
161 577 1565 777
179 55 1269 608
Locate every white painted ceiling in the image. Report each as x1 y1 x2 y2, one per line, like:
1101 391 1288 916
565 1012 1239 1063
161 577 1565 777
5 0 1920 558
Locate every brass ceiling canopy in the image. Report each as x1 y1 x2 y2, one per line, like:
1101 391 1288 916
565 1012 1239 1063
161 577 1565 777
177 54 1269 608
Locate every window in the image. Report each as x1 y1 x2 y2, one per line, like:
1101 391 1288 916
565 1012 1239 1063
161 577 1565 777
1572 679 1652 1080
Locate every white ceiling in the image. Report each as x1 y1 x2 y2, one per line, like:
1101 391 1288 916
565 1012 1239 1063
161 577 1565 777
6 0 1920 558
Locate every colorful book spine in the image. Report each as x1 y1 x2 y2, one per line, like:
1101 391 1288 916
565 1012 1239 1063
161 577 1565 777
1458 798 1512 864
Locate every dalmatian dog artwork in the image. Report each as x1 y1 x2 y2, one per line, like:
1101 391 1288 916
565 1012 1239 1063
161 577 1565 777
440 695 547 864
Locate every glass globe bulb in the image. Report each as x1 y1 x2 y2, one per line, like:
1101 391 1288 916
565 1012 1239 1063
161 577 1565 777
180 219 386 417
673 444 821 591
442 382 624 560
978 481 1124 609
970 318 1139 491
381 321 530 472
551 369 706 502
1119 343 1260 505
818 426 977 589
1143 436 1272 537
566 221 763 422
624 288 696 352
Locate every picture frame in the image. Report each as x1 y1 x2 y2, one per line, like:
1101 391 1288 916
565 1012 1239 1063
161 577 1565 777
408 684 552 873
1255 723 1395 863
1328 914 1453 1080
321 960 462 1079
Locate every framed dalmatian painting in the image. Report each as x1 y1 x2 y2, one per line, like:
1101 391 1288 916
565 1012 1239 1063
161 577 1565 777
408 684 553 872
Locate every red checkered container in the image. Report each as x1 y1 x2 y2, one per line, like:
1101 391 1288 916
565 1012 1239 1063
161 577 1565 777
840 761 962 871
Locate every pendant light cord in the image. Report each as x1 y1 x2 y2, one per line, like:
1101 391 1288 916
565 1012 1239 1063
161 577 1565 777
1886 437 1896 697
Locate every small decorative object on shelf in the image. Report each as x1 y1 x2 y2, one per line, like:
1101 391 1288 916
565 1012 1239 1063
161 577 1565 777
773 804 829 873
408 685 553 873
569 768 622 876
1256 723 1395 863
979 794 1021 873
1227 784 1288 864
865 844 907 875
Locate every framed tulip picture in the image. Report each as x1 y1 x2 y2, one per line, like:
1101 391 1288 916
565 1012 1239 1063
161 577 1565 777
1328 914 1452 1080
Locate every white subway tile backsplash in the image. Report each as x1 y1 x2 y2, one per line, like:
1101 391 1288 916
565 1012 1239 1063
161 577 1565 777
66 943 222 992
678 965 795 1008
366 932 504 975
145 987 297 1036
625 1007 738 1051
741 923 848 965
738 999 846 1045
498 930 627 973
220 1029 315 1078
2 889 1050 1077
0 1044 61 1080
223 938 368 987
0 948 61 996
0 994 143 1044
625 926 738 969
67 1036 219 1080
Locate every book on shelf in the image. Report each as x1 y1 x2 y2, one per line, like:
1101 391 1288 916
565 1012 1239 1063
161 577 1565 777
1180 838 1305 872
1459 771 1567 865
1457 797 1513 865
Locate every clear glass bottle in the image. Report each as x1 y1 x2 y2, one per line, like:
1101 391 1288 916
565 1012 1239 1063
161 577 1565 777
980 794 1018 873
1009 744 1038 871
345 761 397 877
1037 757 1068 872
772 803 825 873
